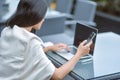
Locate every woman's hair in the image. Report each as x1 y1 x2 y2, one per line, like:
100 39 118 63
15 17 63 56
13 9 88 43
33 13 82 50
6 0 47 28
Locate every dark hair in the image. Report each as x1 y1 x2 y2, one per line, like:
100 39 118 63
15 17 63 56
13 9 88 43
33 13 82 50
6 0 47 28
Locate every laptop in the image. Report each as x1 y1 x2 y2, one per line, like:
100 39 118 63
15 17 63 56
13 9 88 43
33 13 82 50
56 22 98 62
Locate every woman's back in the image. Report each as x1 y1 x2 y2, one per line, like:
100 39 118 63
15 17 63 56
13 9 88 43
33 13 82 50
0 26 55 80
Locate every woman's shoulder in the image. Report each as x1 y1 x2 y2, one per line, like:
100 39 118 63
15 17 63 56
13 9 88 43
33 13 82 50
13 25 42 42
1 25 43 44
1 27 11 36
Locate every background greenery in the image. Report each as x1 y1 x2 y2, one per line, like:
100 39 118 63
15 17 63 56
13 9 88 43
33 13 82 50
92 0 120 17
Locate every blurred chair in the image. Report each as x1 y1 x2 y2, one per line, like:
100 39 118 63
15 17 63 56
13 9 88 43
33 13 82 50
46 0 53 7
0 0 7 18
36 14 66 37
55 0 73 18
0 0 7 35
36 9 66 36
66 0 97 31
0 25 5 36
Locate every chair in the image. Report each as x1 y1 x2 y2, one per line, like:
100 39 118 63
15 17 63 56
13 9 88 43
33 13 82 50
36 17 66 37
0 25 5 36
0 0 7 18
55 0 73 18
46 0 53 7
66 0 97 31
0 0 7 35
36 10 66 37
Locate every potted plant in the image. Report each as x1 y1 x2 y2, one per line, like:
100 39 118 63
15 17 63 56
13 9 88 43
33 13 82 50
94 0 120 17
92 0 120 33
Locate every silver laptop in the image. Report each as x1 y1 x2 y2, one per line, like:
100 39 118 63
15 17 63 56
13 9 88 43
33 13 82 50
56 22 98 62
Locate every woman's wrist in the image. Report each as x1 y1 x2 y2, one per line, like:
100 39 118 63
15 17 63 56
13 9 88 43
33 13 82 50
47 46 54 51
75 52 83 60
44 46 53 52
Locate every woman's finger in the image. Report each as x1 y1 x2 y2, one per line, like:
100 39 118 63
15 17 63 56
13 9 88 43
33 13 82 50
80 40 87 46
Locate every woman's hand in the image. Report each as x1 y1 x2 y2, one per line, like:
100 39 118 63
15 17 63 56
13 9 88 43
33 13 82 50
76 40 92 58
43 43 70 53
50 43 70 52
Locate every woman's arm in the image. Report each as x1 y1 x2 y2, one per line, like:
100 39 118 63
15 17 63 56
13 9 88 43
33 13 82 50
43 46 52 52
51 40 92 80
43 43 69 53
51 54 81 80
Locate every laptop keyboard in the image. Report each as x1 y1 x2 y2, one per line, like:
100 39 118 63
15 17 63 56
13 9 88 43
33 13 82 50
69 46 93 62
56 46 93 62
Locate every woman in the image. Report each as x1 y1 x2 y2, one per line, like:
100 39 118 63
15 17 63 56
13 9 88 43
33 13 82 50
0 0 92 80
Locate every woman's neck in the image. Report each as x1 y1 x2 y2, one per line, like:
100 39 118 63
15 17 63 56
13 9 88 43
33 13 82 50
23 27 32 32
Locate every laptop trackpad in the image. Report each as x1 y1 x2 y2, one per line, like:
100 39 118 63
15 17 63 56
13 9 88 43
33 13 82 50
56 50 74 60
56 46 77 60
69 46 77 55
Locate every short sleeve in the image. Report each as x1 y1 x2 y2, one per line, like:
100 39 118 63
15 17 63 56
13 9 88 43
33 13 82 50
29 39 55 80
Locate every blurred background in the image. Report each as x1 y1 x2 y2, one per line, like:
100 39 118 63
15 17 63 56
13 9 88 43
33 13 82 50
49 0 120 35
0 0 120 36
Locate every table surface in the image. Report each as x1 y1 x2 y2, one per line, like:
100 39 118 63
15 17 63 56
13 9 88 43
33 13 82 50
93 32 120 77
42 32 120 79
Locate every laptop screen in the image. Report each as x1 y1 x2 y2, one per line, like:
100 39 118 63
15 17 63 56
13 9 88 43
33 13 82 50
74 22 98 55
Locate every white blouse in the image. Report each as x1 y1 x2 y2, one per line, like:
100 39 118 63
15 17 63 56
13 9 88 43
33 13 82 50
0 25 55 80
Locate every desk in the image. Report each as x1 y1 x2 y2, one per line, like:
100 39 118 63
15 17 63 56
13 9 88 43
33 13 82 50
93 32 120 78
42 32 120 79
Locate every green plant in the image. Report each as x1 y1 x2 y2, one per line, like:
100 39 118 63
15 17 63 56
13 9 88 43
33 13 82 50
93 0 120 17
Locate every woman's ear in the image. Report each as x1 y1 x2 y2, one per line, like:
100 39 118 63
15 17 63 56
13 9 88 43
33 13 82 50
32 19 45 30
